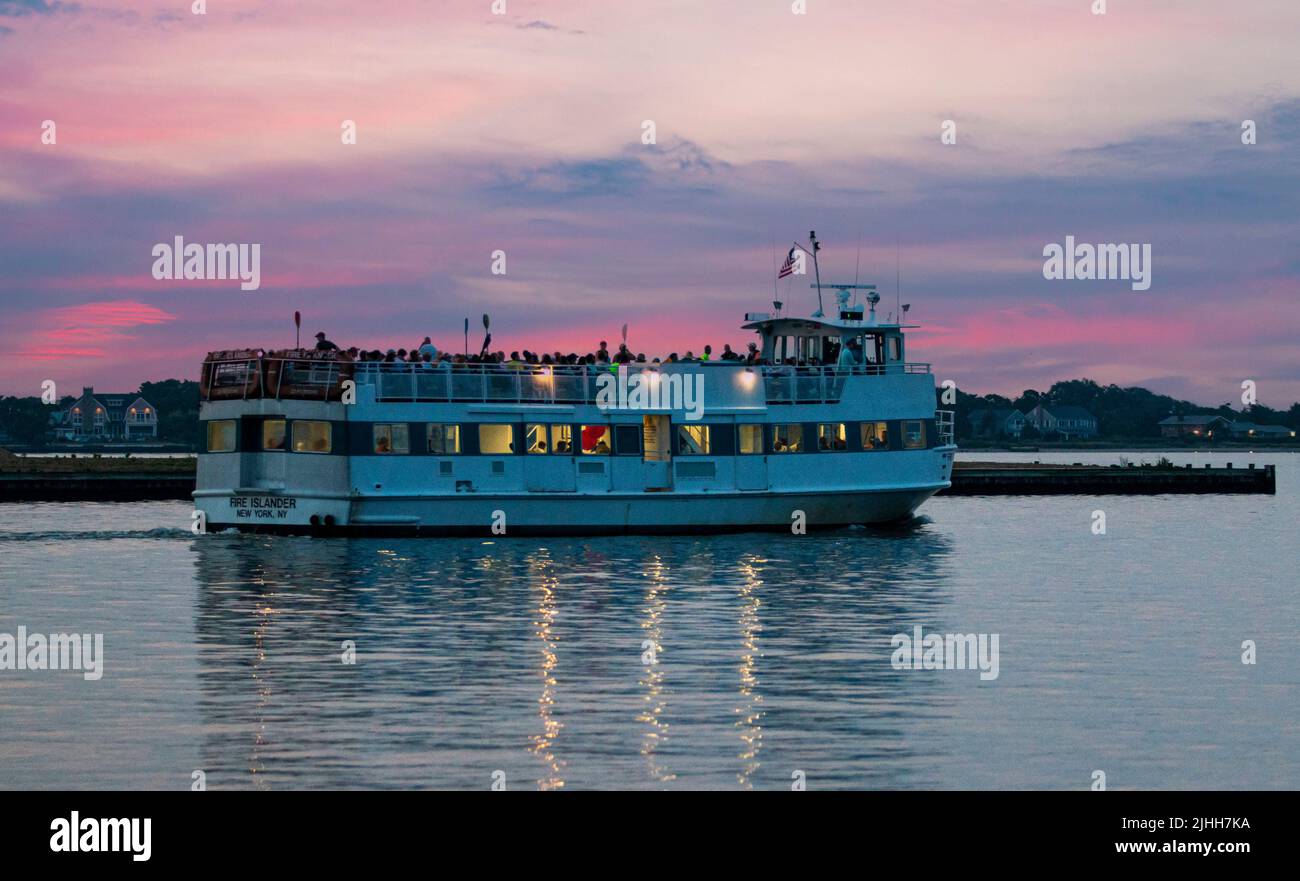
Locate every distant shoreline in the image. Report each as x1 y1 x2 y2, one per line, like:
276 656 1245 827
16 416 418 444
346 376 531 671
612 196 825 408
958 441 1300 453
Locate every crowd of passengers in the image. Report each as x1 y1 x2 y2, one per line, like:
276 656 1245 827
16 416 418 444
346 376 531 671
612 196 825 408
310 332 872 368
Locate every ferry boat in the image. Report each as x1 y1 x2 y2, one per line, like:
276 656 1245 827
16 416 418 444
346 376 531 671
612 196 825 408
194 281 955 536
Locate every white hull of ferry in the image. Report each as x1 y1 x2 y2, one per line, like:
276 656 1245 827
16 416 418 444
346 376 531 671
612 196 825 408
195 482 947 536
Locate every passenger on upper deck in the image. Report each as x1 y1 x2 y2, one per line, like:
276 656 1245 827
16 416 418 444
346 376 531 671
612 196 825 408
837 338 860 368
304 332 864 371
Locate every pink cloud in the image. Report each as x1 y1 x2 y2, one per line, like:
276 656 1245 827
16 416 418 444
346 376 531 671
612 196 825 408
5 300 176 360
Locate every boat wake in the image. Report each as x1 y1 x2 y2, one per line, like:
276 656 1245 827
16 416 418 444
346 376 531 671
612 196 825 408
0 527 193 542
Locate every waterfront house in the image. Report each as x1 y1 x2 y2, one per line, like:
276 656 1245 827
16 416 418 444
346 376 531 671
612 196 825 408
967 408 1026 439
1157 414 1231 439
1022 403 1098 439
55 387 160 441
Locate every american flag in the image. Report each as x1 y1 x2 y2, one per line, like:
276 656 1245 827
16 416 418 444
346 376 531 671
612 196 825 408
777 247 797 278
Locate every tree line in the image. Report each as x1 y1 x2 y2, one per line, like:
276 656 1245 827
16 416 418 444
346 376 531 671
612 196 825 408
0 380 201 449
2 376 1298 449
944 378 1300 441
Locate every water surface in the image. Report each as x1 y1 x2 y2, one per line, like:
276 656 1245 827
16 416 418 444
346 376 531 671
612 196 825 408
1 451 1296 789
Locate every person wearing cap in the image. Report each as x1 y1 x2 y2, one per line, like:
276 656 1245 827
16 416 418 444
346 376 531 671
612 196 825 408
314 332 339 351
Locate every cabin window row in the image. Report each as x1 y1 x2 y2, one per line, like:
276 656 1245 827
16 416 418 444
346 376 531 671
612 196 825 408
208 418 930 454
207 418 334 454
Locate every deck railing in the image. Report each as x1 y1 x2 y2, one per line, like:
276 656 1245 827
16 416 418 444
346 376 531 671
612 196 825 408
200 351 932 405
936 409 956 446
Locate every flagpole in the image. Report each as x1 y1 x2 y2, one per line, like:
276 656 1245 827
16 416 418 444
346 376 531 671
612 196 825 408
771 237 778 301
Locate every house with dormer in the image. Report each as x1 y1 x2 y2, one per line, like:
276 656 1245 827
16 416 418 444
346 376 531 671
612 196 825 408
1022 403 1098 439
53 387 159 441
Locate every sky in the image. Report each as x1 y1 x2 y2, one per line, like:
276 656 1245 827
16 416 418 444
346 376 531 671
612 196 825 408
1 0 1298 407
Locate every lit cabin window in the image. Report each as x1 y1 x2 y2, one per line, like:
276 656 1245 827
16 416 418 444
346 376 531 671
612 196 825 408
292 421 333 453
526 424 572 454
427 424 460 454
262 419 286 451
373 423 409 454
677 424 710 455
738 424 763 454
550 425 573 454
580 425 610 455
207 420 236 452
861 422 889 450
772 424 802 453
479 424 514 454
817 423 846 451
526 424 547 454
903 420 926 449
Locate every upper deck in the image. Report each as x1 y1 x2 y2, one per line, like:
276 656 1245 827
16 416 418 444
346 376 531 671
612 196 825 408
199 351 932 407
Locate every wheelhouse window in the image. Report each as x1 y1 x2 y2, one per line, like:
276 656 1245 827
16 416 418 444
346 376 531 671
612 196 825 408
207 420 236 452
581 425 610 455
677 424 710 455
479 424 514 454
772 424 802 453
292 420 332 453
526 423 571 454
373 423 409 454
903 420 926 449
817 423 846 451
262 419 286 451
428 423 460 454
861 421 889 450
738 424 763 454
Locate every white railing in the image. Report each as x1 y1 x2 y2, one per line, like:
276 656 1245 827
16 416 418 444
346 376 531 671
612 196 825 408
356 361 931 405
936 410 955 446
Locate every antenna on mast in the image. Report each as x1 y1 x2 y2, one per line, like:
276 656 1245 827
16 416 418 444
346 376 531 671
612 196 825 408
771 236 779 302
895 237 901 323
853 229 862 288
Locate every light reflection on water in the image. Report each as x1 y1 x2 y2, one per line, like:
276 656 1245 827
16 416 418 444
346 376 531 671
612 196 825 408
181 525 954 790
0 453 1297 791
